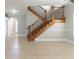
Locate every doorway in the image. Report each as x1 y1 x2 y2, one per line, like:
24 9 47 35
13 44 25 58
8 17 18 38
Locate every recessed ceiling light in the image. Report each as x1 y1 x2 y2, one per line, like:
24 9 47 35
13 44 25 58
9 9 18 14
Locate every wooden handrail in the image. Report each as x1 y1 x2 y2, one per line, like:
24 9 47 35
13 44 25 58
39 6 46 12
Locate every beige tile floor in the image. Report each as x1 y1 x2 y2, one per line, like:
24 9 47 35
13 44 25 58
5 36 74 59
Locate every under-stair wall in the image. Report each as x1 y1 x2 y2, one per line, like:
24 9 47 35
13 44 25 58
35 23 66 41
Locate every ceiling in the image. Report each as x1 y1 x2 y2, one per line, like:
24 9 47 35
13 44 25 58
5 0 70 15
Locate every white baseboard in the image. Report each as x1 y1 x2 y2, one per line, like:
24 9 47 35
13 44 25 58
18 34 26 37
65 39 74 44
35 38 74 44
35 38 66 42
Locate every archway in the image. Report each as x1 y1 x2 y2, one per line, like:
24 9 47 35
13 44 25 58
8 17 18 38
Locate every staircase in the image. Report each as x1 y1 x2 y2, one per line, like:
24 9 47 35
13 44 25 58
27 6 65 41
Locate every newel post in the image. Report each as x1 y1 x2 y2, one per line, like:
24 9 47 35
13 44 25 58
61 6 65 22
51 6 55 23
28 25 31 38
45 10 47 22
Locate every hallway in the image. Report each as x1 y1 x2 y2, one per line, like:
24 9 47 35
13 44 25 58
5 36 74 59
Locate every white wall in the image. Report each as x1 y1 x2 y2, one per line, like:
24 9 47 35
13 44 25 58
17 15 26 36
64 2 74 42
35 23 66 41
